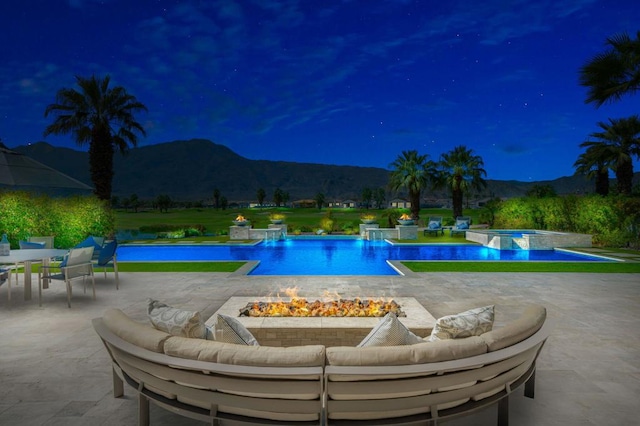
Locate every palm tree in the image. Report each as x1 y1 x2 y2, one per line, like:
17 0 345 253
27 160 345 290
389 150 436 220
44 75 147 200
579 116 640 195
579 31 640 107
437 146 487 219
573 147 611 196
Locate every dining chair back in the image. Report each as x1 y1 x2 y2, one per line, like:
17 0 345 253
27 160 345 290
39 246 95 308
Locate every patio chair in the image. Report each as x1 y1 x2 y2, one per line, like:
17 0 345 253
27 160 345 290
423 216 444 236
28 236 54 249
0 267 10 301
38 246 95 308
450 216 471 236
75 236 104 260
95 240 119 289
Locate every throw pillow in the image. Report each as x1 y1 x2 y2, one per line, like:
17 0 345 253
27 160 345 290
213 314 259 346
428 305 495 341
357 313 423 347
428 220 440 230
456 220 469 229
147 299 206 339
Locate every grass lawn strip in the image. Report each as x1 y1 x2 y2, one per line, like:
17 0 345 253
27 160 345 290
402 261 640 273
116 262 245 272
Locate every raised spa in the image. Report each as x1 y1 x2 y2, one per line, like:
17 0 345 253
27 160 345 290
465 229 592 250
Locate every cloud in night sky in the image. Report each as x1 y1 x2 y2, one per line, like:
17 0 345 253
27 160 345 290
1 0 638 181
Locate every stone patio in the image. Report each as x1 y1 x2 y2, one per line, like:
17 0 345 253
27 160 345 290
0 270 638 425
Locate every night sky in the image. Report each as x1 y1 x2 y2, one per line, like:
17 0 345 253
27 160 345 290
1 0 638 181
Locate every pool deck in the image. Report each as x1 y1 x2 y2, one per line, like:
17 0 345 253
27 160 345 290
1 270 639 425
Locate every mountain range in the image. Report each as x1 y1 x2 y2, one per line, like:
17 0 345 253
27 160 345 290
12 139 615 203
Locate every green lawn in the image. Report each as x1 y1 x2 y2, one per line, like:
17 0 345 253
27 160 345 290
402 261 640 273
115 207 479 236
116 262 244 272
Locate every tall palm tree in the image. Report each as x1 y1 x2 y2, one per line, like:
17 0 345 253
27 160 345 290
437 146 486 219
389 150 436 220
579 115 640 195
573 147 611 196
579 31 640 107
44 75 147 200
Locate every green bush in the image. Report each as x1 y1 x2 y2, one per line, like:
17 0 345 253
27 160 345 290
493 195 639 247
0 191 114 248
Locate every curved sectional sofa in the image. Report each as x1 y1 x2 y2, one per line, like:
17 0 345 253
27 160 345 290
93 304 552 426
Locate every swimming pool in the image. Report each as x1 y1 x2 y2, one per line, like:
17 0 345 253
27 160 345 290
117 239 611 276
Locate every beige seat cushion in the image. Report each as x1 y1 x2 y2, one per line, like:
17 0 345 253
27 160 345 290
327 336 487 366
481 304 546 351
102 308 171 353
164 336 325 367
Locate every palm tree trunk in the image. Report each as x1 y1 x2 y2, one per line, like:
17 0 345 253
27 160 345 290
410 190 421 220
90 127 115 200
452 187 463 219
616 161 633 195
595 169 609 196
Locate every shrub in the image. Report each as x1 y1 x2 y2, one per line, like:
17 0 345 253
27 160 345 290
0 191 114 248
493 195 640 247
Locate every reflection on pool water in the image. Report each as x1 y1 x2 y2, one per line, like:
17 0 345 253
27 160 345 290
117 239 611 276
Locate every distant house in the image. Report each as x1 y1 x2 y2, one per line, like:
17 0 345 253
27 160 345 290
341 199 357 208
389 199 411 209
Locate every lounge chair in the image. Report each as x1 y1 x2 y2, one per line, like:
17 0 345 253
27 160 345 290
95 240 119 289
39 246 95 308
423 216 444 236
450 216 471 236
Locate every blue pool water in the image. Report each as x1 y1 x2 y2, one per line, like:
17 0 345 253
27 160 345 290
116 239 610 276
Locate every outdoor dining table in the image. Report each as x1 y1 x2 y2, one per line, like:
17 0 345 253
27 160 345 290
0 249 68 301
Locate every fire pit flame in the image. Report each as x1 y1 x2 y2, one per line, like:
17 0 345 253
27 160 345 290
239 288 405 318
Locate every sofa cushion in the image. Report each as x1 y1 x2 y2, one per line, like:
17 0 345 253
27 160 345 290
357 313 423 347
102 308 171 353
481 304 547 351
163 336 325 367
327 336 487 366
147 299 206 339
428 305 495 341
213 314 259 346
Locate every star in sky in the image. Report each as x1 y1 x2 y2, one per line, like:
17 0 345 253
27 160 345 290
1 0 638 181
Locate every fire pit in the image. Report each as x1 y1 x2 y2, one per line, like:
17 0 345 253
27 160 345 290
207 291 436 347
239 297 406 318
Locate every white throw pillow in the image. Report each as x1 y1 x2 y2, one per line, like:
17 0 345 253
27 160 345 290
213 314 259 346
147 299 206 339
357 313 422 347
428 305 495 341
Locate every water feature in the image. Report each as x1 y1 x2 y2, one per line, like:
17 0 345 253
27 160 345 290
116 238 612 276
465 229 593 250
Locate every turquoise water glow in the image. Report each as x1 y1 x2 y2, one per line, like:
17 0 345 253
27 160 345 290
117 239 609 276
